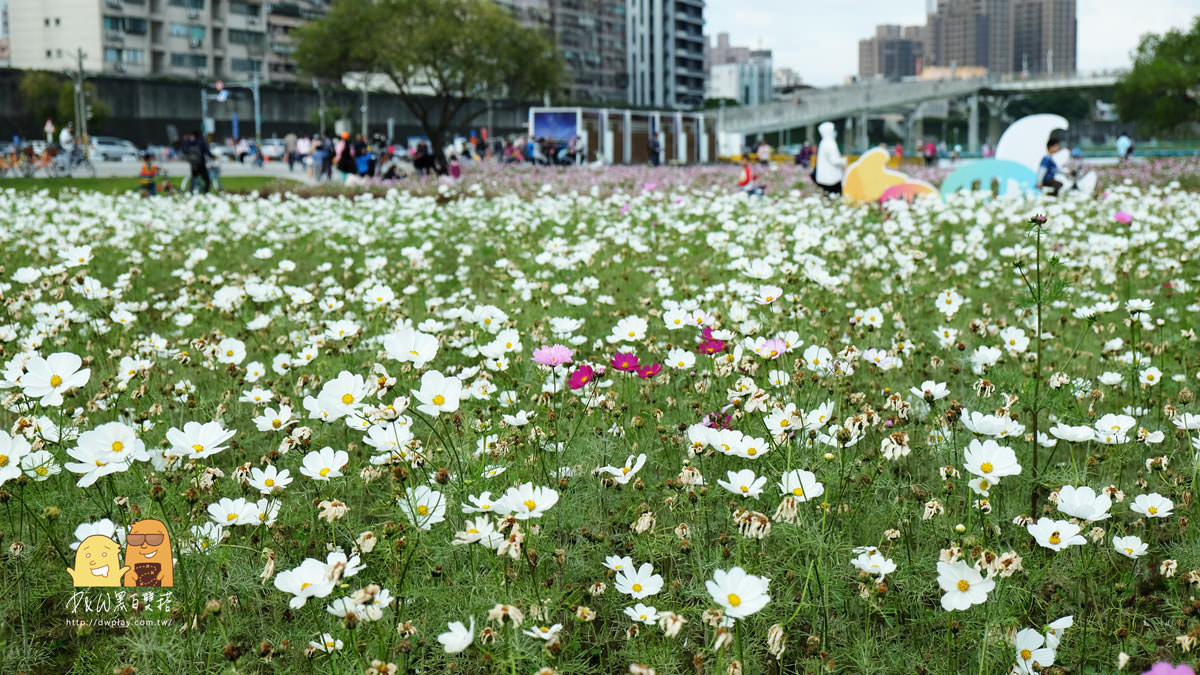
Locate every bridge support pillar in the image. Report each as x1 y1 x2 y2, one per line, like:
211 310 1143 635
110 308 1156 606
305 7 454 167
858 111 869 153
967 93 980 154
905 107 922 156
805 123 814 144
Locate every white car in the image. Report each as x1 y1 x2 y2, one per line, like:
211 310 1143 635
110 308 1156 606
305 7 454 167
259 138 287 160
90 137 140 162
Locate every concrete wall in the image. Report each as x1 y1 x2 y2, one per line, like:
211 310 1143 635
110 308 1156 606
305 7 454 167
0 68 530 146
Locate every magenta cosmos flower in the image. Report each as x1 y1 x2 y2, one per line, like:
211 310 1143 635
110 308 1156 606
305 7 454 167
1114 210 1133 224
568 365 594 390
532 345 573 367
636 362 662 379
612 352 640 372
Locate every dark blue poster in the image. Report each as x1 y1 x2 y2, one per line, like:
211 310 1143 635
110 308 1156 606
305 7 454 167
531 112 578 143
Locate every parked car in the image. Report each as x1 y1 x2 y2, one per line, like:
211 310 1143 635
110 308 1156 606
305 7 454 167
146 144 176 161
89 137 140 162
259 138 286 160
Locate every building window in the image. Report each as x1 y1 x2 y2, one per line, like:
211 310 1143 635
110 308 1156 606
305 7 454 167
171 52 207 68
231 58 260 72
105 47 145 63
169 23 206 40
229 1 261 17
168 0 205 8
228 29 264 48
105 16 148 35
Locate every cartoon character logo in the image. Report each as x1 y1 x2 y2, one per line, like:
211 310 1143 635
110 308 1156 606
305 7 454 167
122 519 174 587
67 535 130 587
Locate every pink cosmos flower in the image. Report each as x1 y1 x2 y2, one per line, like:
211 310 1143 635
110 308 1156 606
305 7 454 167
532 344 573 367
612 352 640 372
760 338 786 359
1145 664 1195 675
568 365 594 390
636 362 662 379
1114 210 1133 224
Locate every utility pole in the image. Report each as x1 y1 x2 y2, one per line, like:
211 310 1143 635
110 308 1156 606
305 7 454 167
360 74 369 137
314 77 326 137
71 48 89 150
252 68 262 141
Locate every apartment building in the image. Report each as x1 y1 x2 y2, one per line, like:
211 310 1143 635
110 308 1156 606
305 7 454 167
626 0 705 109
6 0 324 82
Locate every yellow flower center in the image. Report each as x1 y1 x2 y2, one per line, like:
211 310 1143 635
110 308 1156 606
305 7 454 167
1020 649 1032 661
319 467 331 477
1148 506 1158 515
957 579 970 592
264 478 275 487
628 331 636 337
1048 533 1061 545
36 466 48 475
50 374 63 387
780 419 790 427
272 419 282 428
622 467 631 474
300 582 311 590
980 462 993 474
227 513 237 521
341 393 355 405
727 593 742 607
416 505 429 516
226 350 234 357
111 441 124 452
433 395 445 406
740 485 749 493
747 448 757 456
0 455 7 467
792 487 804 497
523 499 537 510
191 444 204 454
632 583 643 592
1125 547 1134 554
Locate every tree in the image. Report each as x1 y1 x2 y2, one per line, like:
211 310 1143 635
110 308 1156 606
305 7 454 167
1005 90 1091 121
1114 16 1200 133
19 71 63 126
57 81 111 131
295 0 563 159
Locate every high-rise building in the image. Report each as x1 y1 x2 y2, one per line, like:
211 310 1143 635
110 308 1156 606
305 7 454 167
858 24 925 79
707 49 772 105
705 32 749 70
495 0 628 103
5 0 324 83
1011 0 1075 75
627 0 705 109
866 0 1075 78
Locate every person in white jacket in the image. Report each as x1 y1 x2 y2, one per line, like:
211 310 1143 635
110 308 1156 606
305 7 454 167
814 121 846 195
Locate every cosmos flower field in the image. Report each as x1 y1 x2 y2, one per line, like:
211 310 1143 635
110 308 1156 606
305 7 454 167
2 176 1199 674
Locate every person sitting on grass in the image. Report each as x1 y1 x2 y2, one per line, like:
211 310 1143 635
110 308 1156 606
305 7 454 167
138 153 160 197
737 154 765 197
1038 137 1063 197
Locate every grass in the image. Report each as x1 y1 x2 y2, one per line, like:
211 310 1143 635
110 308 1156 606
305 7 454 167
0 178 1197 674
0 175 299 196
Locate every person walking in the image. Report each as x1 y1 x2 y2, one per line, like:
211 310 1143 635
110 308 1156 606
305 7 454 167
922 140 937 166
814 121 846 196
648 133 662 167
756 139 771 166
284 132 298 171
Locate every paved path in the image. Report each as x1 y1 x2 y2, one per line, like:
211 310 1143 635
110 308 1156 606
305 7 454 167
92 158 317 184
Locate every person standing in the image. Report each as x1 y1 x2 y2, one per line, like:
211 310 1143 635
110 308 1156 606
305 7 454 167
756 139 771 166
648 132 661 167
1037 137 1064 197
182 131 213 194
284 132 298 171
59 122 74 152
922 140 936 166
44 119 56 145
1116 132 1133 162
814 121 846 196
335 132 356 181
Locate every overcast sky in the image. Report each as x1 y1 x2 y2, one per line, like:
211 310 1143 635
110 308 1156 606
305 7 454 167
705 0 1199 86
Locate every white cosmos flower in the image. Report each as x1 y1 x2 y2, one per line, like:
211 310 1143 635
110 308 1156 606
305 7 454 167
398 485 447 530
411 370 463 417
437 616 475 654
706 566 770 619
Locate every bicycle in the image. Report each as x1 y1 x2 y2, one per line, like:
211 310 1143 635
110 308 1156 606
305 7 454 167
48 146 96 178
